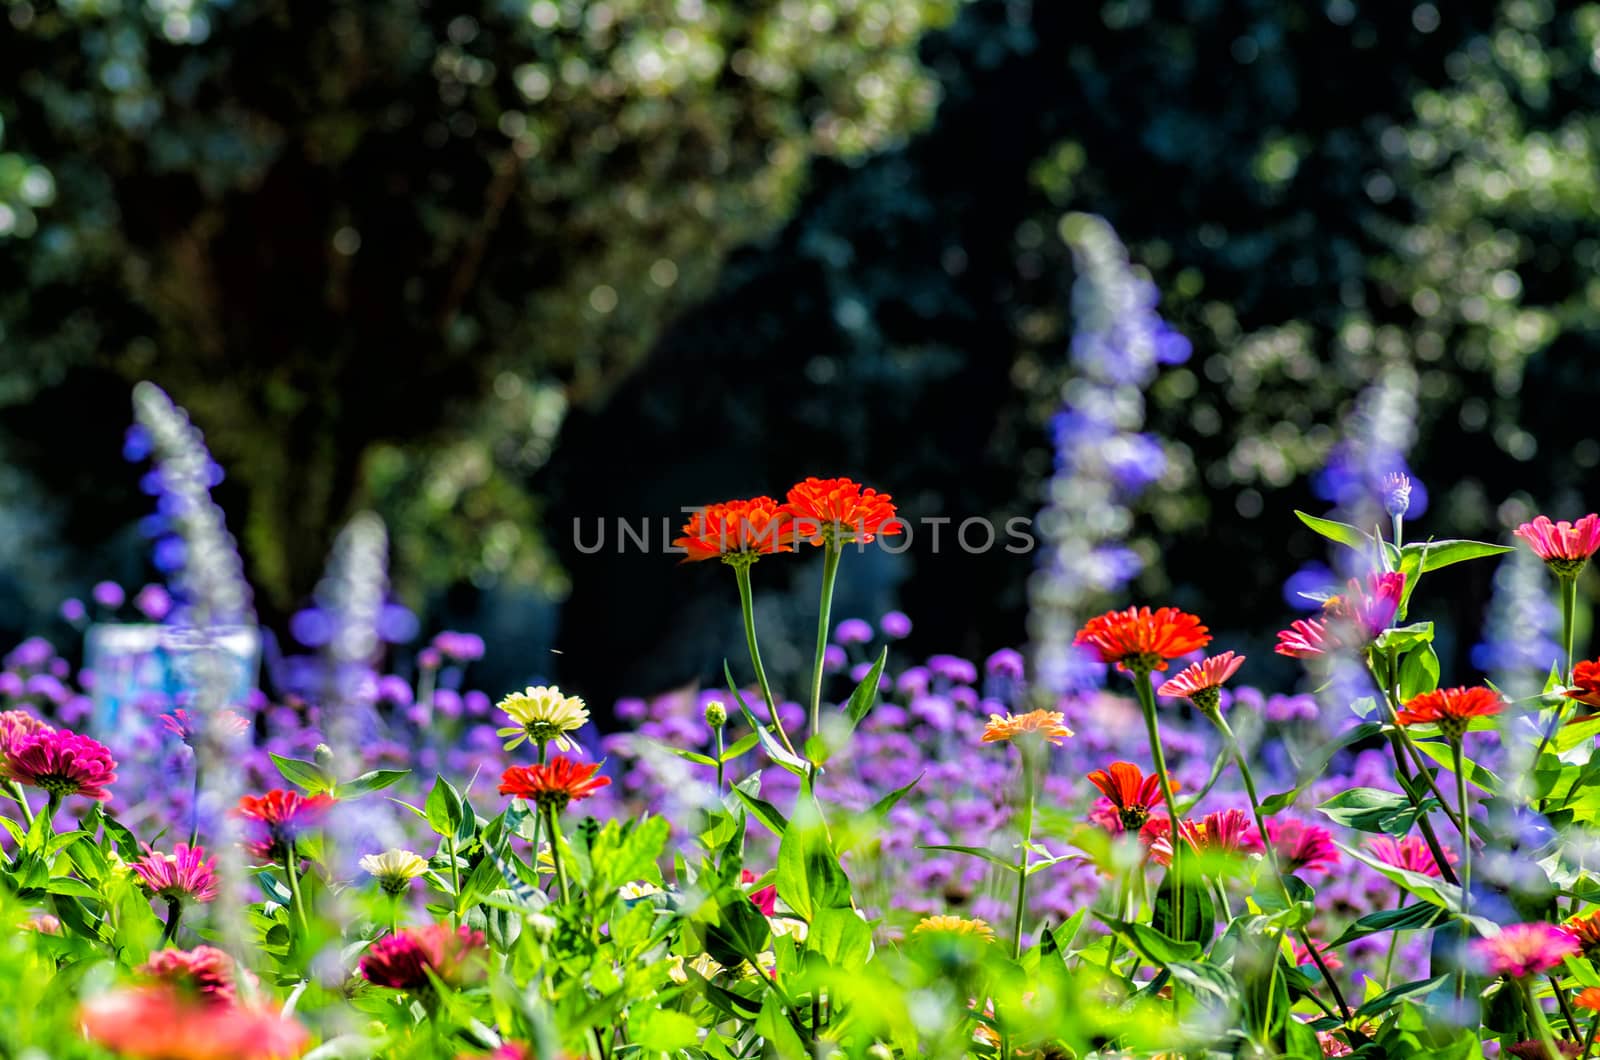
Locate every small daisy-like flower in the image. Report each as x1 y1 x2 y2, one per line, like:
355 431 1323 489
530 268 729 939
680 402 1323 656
1566 659 1600 710
496 685 589 753
784 477 903 547
1365 835 1455 878
1396 686 1505 742
1473 922 1580 978
0 709 53 757
1515 514 1600 577
131 843 220 904
911 915 996 942
674 497 798 565
81 986 308 1060
1086 762 1175 833
359 923 488 992
1156 651 1245 714
1565 911 1600 958
137 946 240 1003
498 757 611 813
1074 606 1211 674
1576 987 1600 1012
160 710 250 744
980 709 1073 747
1265 818 1340 874
360 849 430 895
3 728 117 801
234 789 336 862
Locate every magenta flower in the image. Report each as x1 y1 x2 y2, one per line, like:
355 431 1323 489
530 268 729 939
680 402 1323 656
1266 817 1340 874
359 923 487 991
1274 617 1333 659
3 728 117 801
1366 835 1455 878
1515 514 1600 576
1473 922 1580 978
131 843 220 904
0 709 54 757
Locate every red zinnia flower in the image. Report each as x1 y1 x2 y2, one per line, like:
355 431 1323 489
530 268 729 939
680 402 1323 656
3 728 117 801
138 946 242 1004
1265 818 1340 874
132 843 220 904
1395 685 1505 741
81 986 307 1060
1074 607 1211 674
674 497 797 564
1474 922 1580 978
1515 514 1600 576
1366 835 1455 878
1156 651 1245 713
1566 659 1600 710
1086 762 1175 833
499 756 611 812
784 477 903 546
0 709 53 757
359 923 488 992
234 790 335 862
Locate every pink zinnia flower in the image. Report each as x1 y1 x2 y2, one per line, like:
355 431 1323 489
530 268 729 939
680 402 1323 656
132 843 220 904
1340 571 1406 639
80 986 307 1060
0 709 53 757
1266 818 1340 874
1474 922 1580 978
161 710 250 744
1515 514 1600 576
1291 937 1343 972
1276 573 1406 659
1275 616 1333 659
741 869 778 916
359 923 488 992
1156 651 1245 713
138 946 241 1003
3 728 117 801
1144 809 1261 867
235 789 336 862
1365 835 1455 877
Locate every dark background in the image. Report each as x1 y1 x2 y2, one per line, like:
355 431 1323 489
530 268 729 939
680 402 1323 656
2 0 1596 707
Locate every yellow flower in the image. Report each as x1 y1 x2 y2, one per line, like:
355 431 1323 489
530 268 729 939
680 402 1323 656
359 849 430 894
667 953 724 984
619 881 664 900
497 685 589 753
979 709 1072 747
912 915 996 941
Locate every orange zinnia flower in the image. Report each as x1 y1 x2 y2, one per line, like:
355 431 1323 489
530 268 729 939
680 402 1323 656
674 497 797 564
499 756 611 812
784 477 903 547
1577 987 1600 1012
1566 911 1600 958
1566 659 1600 710
1395 686 1505 741
1086 761 1174 832
1156 651 1245 713
980 709 1072 747
1073 607 1210 673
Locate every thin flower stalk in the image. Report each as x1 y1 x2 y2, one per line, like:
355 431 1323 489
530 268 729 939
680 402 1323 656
807 541 843 776
733 564 799 759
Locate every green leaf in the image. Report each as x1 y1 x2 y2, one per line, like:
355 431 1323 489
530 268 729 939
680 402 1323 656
1318 787 1438 835
1167 959 1239 1006
1102 916 1203 966
755 992 809 1060
776 795 850 921
632 1008 699 1052
1354 974 1451 1018
918 843 1016 871
1555 715 1600 754
1397 644 1440 701
1412 740 1501 795
1328 903 1445 947
845 646 888 730
732 777 788 837
1294 510 1370 551
808 907 873 969
665 747 719 767
336 769 409 799
718 732 761 763
44 876 99 899
1373 621 1434 653
1151 871 1215 947
425 775 465 838
702 892 771 969
723 662 807 776
1400 539 1516 574
270 753 335 794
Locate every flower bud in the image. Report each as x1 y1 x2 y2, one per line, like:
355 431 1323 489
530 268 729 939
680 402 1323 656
704 700 727 729
1382 472 1412 519
314 743 336 769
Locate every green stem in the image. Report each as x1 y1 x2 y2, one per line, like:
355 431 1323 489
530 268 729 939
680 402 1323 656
733 563 799 758
1583 1010 1600 1058
43 791 61 833
1562 574 1579 684
282 842 310 938
1453 739 1472 1004
1369 650 1461 886
1392 513 1404 549
1555 973 1581 1040
1382 886 1403 988
188 760 202 848
1133 676 1184 971
1214 712 1352 1022
7 781 32 828
807 544 843 775
714 727 726 797
1525 979 1564 1060
1010 747 1037 961
158 897 182 947
446 833 462 929
545 805 570 904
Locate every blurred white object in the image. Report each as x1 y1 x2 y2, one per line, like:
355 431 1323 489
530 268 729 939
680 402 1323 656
85 623 259 738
